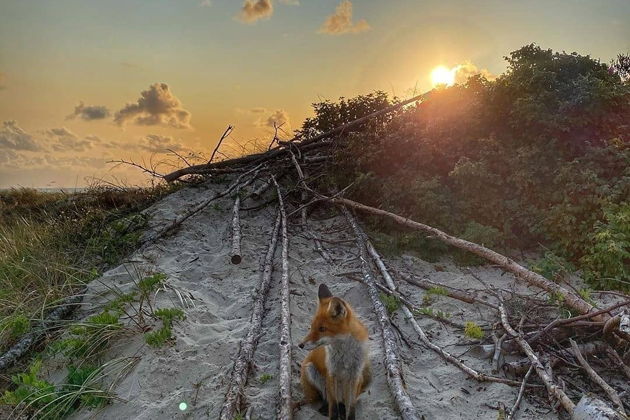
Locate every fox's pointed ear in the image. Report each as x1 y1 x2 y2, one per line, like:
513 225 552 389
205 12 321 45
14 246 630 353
318 284 333 301
328 297 347 319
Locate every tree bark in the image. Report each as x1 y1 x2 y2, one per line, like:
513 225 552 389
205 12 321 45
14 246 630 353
342 207 420 420
230 187 242 264
220 207 281 420
272 176 293 420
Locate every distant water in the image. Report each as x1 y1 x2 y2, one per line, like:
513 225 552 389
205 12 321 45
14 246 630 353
0 187 89 193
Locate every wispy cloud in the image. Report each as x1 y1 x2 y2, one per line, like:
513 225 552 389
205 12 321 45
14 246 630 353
66 101 111 121
0 121 41 151
237 0 273 24
44 127 94 152
255 109 291 132
318 1 370 35
114 83 192 129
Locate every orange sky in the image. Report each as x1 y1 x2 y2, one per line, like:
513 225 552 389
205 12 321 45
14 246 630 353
1 0 628 188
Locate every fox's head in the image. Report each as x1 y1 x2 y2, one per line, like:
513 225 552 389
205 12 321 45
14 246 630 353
298 284 352 351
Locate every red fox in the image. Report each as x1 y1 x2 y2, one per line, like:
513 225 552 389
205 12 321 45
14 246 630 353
298 284 371 420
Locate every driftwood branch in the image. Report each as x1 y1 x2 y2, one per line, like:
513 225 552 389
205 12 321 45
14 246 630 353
0 289 86 372
570 339 626 416
506 364 534 420
331 197 597 320
230 187 242 264
272 176 293 420
143 164 263 245
220 207 281 420
342 207 419 420
498 302 576 415
361 235 526 387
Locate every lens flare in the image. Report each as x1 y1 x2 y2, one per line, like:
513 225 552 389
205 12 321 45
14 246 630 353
430 66 456 87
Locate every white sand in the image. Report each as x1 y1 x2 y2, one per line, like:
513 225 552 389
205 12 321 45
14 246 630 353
69 179 563 419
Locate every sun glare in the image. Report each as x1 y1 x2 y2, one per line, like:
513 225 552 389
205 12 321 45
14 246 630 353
431 65 456 87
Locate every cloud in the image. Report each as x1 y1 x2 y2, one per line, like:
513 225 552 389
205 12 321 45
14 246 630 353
250 107 267 114
318 1 370 35
453 62 496 84
0 120 41 151
237 0 273 24
255 109 291 131
66 102 111 121
114 83 192 129
140 134 186 153
44 127 95 152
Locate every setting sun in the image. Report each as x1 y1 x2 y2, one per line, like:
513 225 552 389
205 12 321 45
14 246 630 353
431 65 456 87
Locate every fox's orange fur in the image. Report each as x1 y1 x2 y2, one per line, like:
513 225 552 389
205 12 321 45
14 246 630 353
298 284 371 420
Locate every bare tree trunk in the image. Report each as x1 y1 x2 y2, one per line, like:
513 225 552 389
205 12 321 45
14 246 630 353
342 207 419 420
332 197 596 320
220 206 281 420
498 303 576 415
272 176 293 420
230 187 242 264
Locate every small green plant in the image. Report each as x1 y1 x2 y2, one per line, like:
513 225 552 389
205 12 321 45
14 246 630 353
578 288 596 306
379 293 401 314
258 373 273 384
144 307 185 348
464 321 484 340
422 286 448 305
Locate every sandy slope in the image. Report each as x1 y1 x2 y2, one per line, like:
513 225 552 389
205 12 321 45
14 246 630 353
71 179 559 420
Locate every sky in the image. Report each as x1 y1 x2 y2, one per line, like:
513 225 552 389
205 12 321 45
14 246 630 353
0 0 628 188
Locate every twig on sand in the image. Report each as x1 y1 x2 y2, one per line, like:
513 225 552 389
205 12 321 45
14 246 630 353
272 175 293 420
569 338 626 416
507 364 534 420
220 206 282 420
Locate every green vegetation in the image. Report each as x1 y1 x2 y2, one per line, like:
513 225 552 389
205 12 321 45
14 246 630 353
306 45 629 291
464 322 485 340
145 307 185 348
379 292 401 314
258 373 273 385
0 186 175 417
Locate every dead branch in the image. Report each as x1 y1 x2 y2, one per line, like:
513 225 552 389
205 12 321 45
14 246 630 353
359 240 526 386
605 345 630 380
230 187 242 264
220 207 282 420
272 175 293 420
498 302 576 415
0 288 86 372
504 341 608 376
342 207 419 420
209 125 233 164
528 300 630 345
507 364 534 420
331 197 597 321
570 338 626 416
398 272 498 310
142 163 263 245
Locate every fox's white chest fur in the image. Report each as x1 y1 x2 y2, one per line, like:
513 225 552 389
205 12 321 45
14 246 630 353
325 334 368 401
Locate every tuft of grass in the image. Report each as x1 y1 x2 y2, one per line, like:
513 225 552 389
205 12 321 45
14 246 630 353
464 321 484 340
379 293 401 315
258 373 273 385
422 286 448 306
414 307 451 320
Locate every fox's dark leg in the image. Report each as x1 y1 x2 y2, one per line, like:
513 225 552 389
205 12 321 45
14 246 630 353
330 401 346 420
347 404 356 420
318 400 329 416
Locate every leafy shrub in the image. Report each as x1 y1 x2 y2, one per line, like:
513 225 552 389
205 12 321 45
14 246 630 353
379 293 401 315
531 251 575 282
